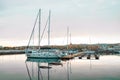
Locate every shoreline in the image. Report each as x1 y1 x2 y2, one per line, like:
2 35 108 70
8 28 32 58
0 50 25 55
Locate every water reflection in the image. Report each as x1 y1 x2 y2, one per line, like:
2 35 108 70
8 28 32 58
25 55 120 80
25 58 65 80
0 54 120 80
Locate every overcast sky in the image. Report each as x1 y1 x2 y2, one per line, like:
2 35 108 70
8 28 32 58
0 0 120 46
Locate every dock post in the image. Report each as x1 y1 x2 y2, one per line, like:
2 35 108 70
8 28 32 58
87 54 91 59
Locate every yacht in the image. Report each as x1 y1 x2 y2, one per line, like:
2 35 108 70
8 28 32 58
25 9 67 59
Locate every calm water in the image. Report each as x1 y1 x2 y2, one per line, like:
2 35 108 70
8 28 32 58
0 54 120 80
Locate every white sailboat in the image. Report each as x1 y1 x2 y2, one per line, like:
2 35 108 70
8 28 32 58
25 9 67 59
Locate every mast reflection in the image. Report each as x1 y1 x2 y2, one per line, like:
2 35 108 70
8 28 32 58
25 58 63 80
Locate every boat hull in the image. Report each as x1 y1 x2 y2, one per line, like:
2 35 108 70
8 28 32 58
26 52 61 59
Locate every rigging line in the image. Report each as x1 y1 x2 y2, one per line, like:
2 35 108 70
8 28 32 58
25 62 32 80
70 60 72 74
32 62 34 78
67 61 70 80
32 29 34 50
48 63 50 80
39 67 43 80
38 63 40 80
40 15 49 43
27 11 39 49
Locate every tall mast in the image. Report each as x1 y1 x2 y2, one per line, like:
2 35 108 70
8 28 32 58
48 10 51 80
67 27 69 50
38 9 41 50
70 33 71 44
48 10 51 46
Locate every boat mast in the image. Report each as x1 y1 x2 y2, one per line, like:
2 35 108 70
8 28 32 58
48 11 51 80
70 33 71 44
67 27 69 50
38 9 41 50
48 10 51 46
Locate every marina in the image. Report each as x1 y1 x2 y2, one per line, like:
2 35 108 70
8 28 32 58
0 0 120 80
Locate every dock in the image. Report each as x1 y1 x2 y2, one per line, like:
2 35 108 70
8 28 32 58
78 53 100 60
61 52 83 59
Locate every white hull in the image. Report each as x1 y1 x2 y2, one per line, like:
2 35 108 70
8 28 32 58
26 50 67 59
26 53 60 59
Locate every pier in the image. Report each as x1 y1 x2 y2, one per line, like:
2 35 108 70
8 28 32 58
60 52 100 60
61 52 83 59
78 52 100 60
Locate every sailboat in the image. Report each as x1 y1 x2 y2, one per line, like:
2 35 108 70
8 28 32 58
25 9 67 59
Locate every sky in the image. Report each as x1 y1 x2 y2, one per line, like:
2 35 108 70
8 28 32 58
0 0 120 46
